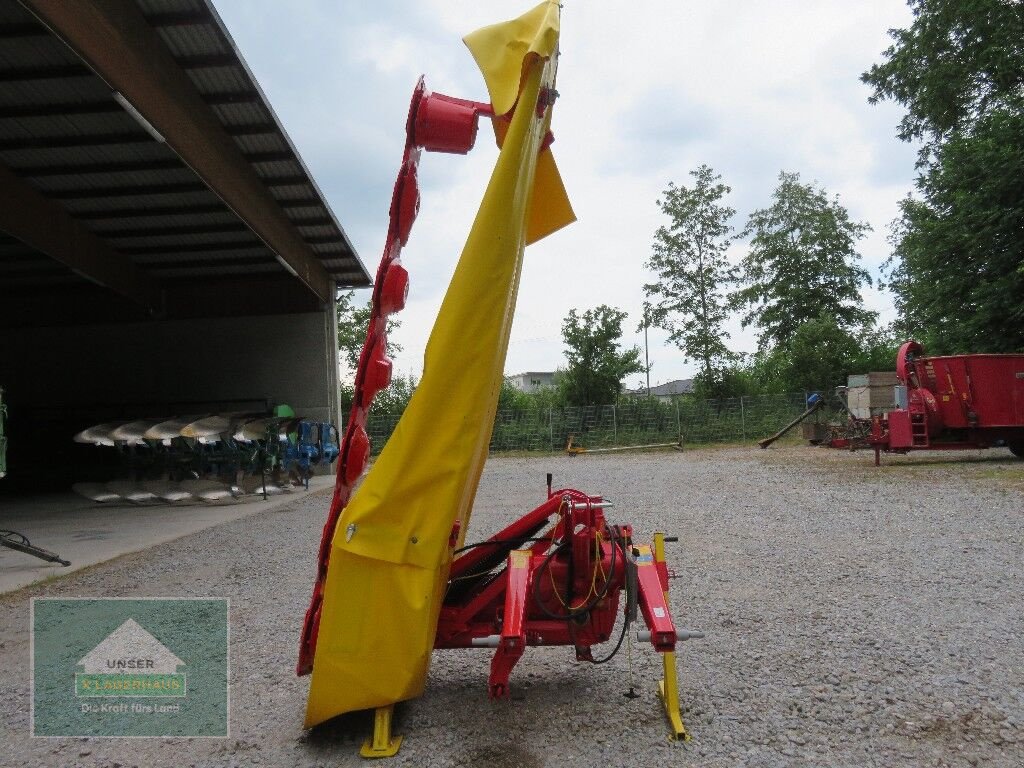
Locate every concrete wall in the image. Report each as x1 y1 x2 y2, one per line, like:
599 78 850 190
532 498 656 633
0 311 339 425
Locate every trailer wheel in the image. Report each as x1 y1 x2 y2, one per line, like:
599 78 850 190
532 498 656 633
1010 442 1024 459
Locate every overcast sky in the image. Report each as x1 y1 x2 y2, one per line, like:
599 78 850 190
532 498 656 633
213 0 919 389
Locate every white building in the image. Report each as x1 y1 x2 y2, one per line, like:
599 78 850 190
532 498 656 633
506 371 557 393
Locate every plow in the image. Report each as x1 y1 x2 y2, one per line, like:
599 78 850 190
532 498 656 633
71 406 339 503
297 2 701 757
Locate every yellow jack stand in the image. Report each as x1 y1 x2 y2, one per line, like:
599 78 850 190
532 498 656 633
653 532 691 742
658 651 690 741
360 705 403 758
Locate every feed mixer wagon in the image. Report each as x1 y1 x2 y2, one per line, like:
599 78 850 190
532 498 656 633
297 2 702 757
866 341 1024 465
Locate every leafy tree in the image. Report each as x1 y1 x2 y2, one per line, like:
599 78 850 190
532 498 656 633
498 379 533 412
503 375 567 411
884 113 1024 352
340 374 417 415
732 172 875 351
560 305 643 406
644 165 737 388
851 323 903 373
862 0 1024 159
689 323 901 397
864 1 1024 353
784 315 862 392
690 357 760 400
745 348 790 395
336 290 402 370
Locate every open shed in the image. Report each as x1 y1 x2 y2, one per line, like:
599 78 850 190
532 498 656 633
0 0 370 488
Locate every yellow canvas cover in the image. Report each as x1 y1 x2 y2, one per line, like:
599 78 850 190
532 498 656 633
304 1 573 727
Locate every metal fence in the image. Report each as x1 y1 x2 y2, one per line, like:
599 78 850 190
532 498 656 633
362 392 820 455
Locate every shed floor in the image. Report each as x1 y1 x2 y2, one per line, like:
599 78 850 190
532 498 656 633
0 475 335 594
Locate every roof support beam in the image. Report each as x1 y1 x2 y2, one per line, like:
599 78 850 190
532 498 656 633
73 203 230 220
69 199 322 223
145 10 212 28
100 222 248 238
12 151 294 178
44 176 310 200
13 158 186 177
45 182 209 200
0 55 238 83
145 255 273 271
0 63 90 82
18 0 332 302
0 132 154 151
0 162 163 315
124 241 262 256
0 124 277 151
0 92 260 119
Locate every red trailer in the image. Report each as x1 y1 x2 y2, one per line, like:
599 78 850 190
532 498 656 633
867 341 1024 464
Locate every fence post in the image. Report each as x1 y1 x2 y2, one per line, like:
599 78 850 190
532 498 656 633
740 395 747 441
612 404 617 446
548 407 554 452
675 400 682 445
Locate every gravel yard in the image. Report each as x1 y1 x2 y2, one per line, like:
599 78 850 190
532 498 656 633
2 446 1022 767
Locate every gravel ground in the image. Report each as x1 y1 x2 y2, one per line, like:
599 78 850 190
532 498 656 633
1 445 1022 767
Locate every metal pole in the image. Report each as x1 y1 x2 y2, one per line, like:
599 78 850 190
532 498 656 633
740 395 746 441
548 407 554 452
644 315 651 397
612 404 617 446
675 400 682 445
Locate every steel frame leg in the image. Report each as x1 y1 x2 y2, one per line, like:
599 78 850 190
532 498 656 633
360 704 403 758
489 549 531 698
653 533 691 742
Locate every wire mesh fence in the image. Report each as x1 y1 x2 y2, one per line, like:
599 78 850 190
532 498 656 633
362 392 825 455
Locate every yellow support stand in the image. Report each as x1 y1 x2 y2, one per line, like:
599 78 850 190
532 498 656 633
360 705 403 758
653 532 691 742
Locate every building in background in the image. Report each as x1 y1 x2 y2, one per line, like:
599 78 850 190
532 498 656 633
624 379 694 402
506 371 557 393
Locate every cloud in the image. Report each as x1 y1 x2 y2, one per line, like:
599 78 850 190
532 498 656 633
214 0 918 386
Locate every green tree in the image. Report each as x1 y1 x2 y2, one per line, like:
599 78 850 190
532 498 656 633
862 0 1024 158
560 305 643 406
863 1 1024 353
732 172 875 351
784 315 862 392
644 165 737 389
340 373 417 414
690 357 761 400
498 379 533 412
336 290 402 370
852 323 902 373
498 375 567 411
885 114 1024 352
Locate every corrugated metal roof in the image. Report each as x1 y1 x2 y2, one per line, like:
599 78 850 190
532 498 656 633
0 0 369 315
